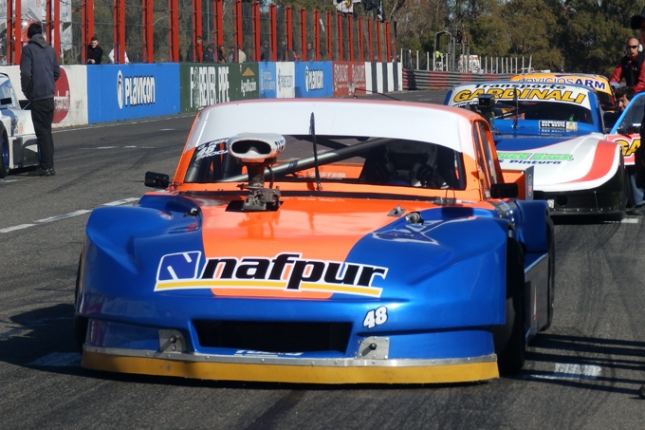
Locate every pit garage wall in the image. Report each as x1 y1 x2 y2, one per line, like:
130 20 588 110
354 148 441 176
0 61 404 127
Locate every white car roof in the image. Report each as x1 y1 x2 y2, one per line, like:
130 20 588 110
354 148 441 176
185 99 480 159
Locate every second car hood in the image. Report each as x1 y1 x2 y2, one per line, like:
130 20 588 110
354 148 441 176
495 134 621 192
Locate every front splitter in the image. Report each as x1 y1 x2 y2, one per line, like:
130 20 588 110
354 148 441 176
82 348 499 384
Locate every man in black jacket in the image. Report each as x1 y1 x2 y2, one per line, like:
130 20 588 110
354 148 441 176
20 22 60 176
87 36 103 64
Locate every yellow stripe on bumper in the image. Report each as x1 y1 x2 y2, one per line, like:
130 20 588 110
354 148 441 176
82 351 499 384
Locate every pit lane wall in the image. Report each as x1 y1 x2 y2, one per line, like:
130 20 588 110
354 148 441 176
0 61 403 127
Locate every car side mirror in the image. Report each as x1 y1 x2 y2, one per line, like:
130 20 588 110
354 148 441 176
144 171 170 189
490 182 518 199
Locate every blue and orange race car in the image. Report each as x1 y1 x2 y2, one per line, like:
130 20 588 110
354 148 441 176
75 99 554 384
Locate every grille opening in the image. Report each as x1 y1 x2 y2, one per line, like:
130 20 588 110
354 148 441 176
193 320 352 353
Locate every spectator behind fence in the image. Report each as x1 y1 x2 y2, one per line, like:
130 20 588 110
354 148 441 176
217 45 226 63
260 40 270 61
108 48 129 64
20 22 60 177
186 35 203 63
203 44 214 62
277 40 288 61
87 36 103 64
306 42 314 61
238 45 246 63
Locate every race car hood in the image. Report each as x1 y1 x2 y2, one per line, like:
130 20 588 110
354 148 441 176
495 134 622 192
85 194 507 302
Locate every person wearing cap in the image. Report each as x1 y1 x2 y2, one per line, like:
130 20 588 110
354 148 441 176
610 37 645 93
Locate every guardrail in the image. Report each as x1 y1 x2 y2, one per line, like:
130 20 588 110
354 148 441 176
403 69 514 90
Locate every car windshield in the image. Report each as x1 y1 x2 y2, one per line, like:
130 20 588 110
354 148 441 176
0 78 18 109
184 135 467 191
616 96 645 131
467 100 594 125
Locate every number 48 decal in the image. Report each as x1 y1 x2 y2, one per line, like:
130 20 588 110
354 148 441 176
363 306 388 329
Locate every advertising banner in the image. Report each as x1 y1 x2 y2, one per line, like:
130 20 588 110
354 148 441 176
88 64 180 123
332 62 367 97
179 63 260 113
259 62 277 98
276 62 295 98
229 63 259 101
0 64 87 128
294 62 332 98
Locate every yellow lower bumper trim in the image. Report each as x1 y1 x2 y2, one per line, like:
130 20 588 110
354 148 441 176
82 351 499 384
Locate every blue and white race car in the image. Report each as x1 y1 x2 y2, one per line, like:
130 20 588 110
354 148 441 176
445 81 627 217
0 72 38 178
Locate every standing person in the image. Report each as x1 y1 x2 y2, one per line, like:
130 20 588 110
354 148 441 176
610 37 645 93
277 40 288 61
87 36 103 64
108 48 129 64
306 42 315 61
186 35 203 62
260 41 270 61
20 22 60 177
631 8 645 220
237 45 246 63
203 44 214 62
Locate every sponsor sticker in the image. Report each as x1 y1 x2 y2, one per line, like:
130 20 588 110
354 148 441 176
539 120 578 132
155 252 387 297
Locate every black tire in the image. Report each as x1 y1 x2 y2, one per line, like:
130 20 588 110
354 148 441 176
541 217 555 331
494 238 526 376
0 126 8 179
74 254 89 352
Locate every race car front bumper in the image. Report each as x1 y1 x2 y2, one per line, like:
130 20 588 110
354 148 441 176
534 167 626 216
82 346 499 384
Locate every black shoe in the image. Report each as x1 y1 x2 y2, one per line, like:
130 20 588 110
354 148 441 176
629 204 645 215
36 167 56 177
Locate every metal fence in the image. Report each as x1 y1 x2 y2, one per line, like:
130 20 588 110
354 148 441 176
401 49 533 75
3 1 394 66
402 69 515 91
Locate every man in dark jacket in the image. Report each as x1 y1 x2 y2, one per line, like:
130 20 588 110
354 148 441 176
20 22 60 176
87 36 103 64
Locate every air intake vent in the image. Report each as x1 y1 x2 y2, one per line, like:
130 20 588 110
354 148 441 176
193 320 352 353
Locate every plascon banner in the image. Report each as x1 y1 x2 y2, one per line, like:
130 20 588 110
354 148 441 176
87 64 180 123
295 62 332 98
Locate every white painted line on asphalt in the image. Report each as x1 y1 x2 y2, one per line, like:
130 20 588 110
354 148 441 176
526 363 602 381
36 210 92 223
103 197 140 206
27 352 81 367
0 179 17 183
621 217 640 224
0 224 35 233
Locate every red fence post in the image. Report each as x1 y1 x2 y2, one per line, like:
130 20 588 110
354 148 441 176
314 10 320 61
385 22 391 62
376 20 382 62
233 0 242 62
169 0 179 62
45 0 60 57
300 8 307 61
8 0 21 64
193 0 203 62
82 0 96 64
286 6 292 58
336 13 343 61
253 1 261 62
214 0 223 48
358 17 364 62
348 14 353 62
143 0 153 63
113 0 126 64
326 12 332 61
270 4 277 61
367 19 373 62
